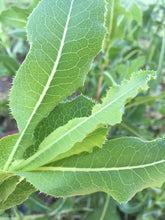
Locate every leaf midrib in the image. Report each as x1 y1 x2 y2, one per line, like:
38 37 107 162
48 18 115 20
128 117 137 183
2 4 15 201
4 0 75 171
35 159 165 172
5 17 27 24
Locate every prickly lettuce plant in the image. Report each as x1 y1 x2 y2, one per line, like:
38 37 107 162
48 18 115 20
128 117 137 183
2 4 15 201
0 0 164 210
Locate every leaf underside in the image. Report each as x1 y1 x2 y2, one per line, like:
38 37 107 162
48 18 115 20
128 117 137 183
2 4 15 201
17 137 165 203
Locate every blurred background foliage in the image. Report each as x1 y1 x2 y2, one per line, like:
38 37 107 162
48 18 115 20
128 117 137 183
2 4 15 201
0 0 165 219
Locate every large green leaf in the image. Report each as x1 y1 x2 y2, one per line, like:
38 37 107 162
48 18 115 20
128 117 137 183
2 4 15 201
13 71 155 171
3 0 106 170
17 137 165 203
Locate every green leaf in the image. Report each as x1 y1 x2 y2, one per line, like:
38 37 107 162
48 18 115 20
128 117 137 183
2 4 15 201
0 55 19 76
3 0 106 170
105 0 131 47
13 70 155 171
26 95 108 160
0 174 20 202
126 2 142 26
53 127 109 162
31 95 95 155
0 171 35 210
0 2 39 29
116 56 145 81
25 95 109 160
0 134 19 170
104 0 114 53
17 137 165 203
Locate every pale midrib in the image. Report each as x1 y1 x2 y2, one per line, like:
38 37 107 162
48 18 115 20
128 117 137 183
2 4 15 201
18 76 150 170
8 17 27 24
35 159 165 172
3 0 74 171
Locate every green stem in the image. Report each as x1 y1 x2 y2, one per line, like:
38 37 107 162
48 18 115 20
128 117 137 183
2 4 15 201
157 25 165 82
125 92 165 109
103 71 117 86
29 197 51 212
96 63 105 102
123 49 139 61
50 198 66 216
121 122 147 141
100 194 110 220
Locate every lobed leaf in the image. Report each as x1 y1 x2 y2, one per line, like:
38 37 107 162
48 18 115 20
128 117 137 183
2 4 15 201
17 137 165 203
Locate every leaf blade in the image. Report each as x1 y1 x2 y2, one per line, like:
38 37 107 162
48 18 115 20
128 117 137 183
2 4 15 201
17 137 165 203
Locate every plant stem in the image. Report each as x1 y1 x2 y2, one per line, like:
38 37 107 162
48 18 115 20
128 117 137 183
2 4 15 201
50 198 66 216
121 121 147 141
103 71 117 86
157 25 165 83
123 49 139 61
96 63 105 102
100 194 110 220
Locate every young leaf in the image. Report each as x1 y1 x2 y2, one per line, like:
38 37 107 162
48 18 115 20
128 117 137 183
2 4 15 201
13 70 155 171
17 137 165 203
3 0 106 170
